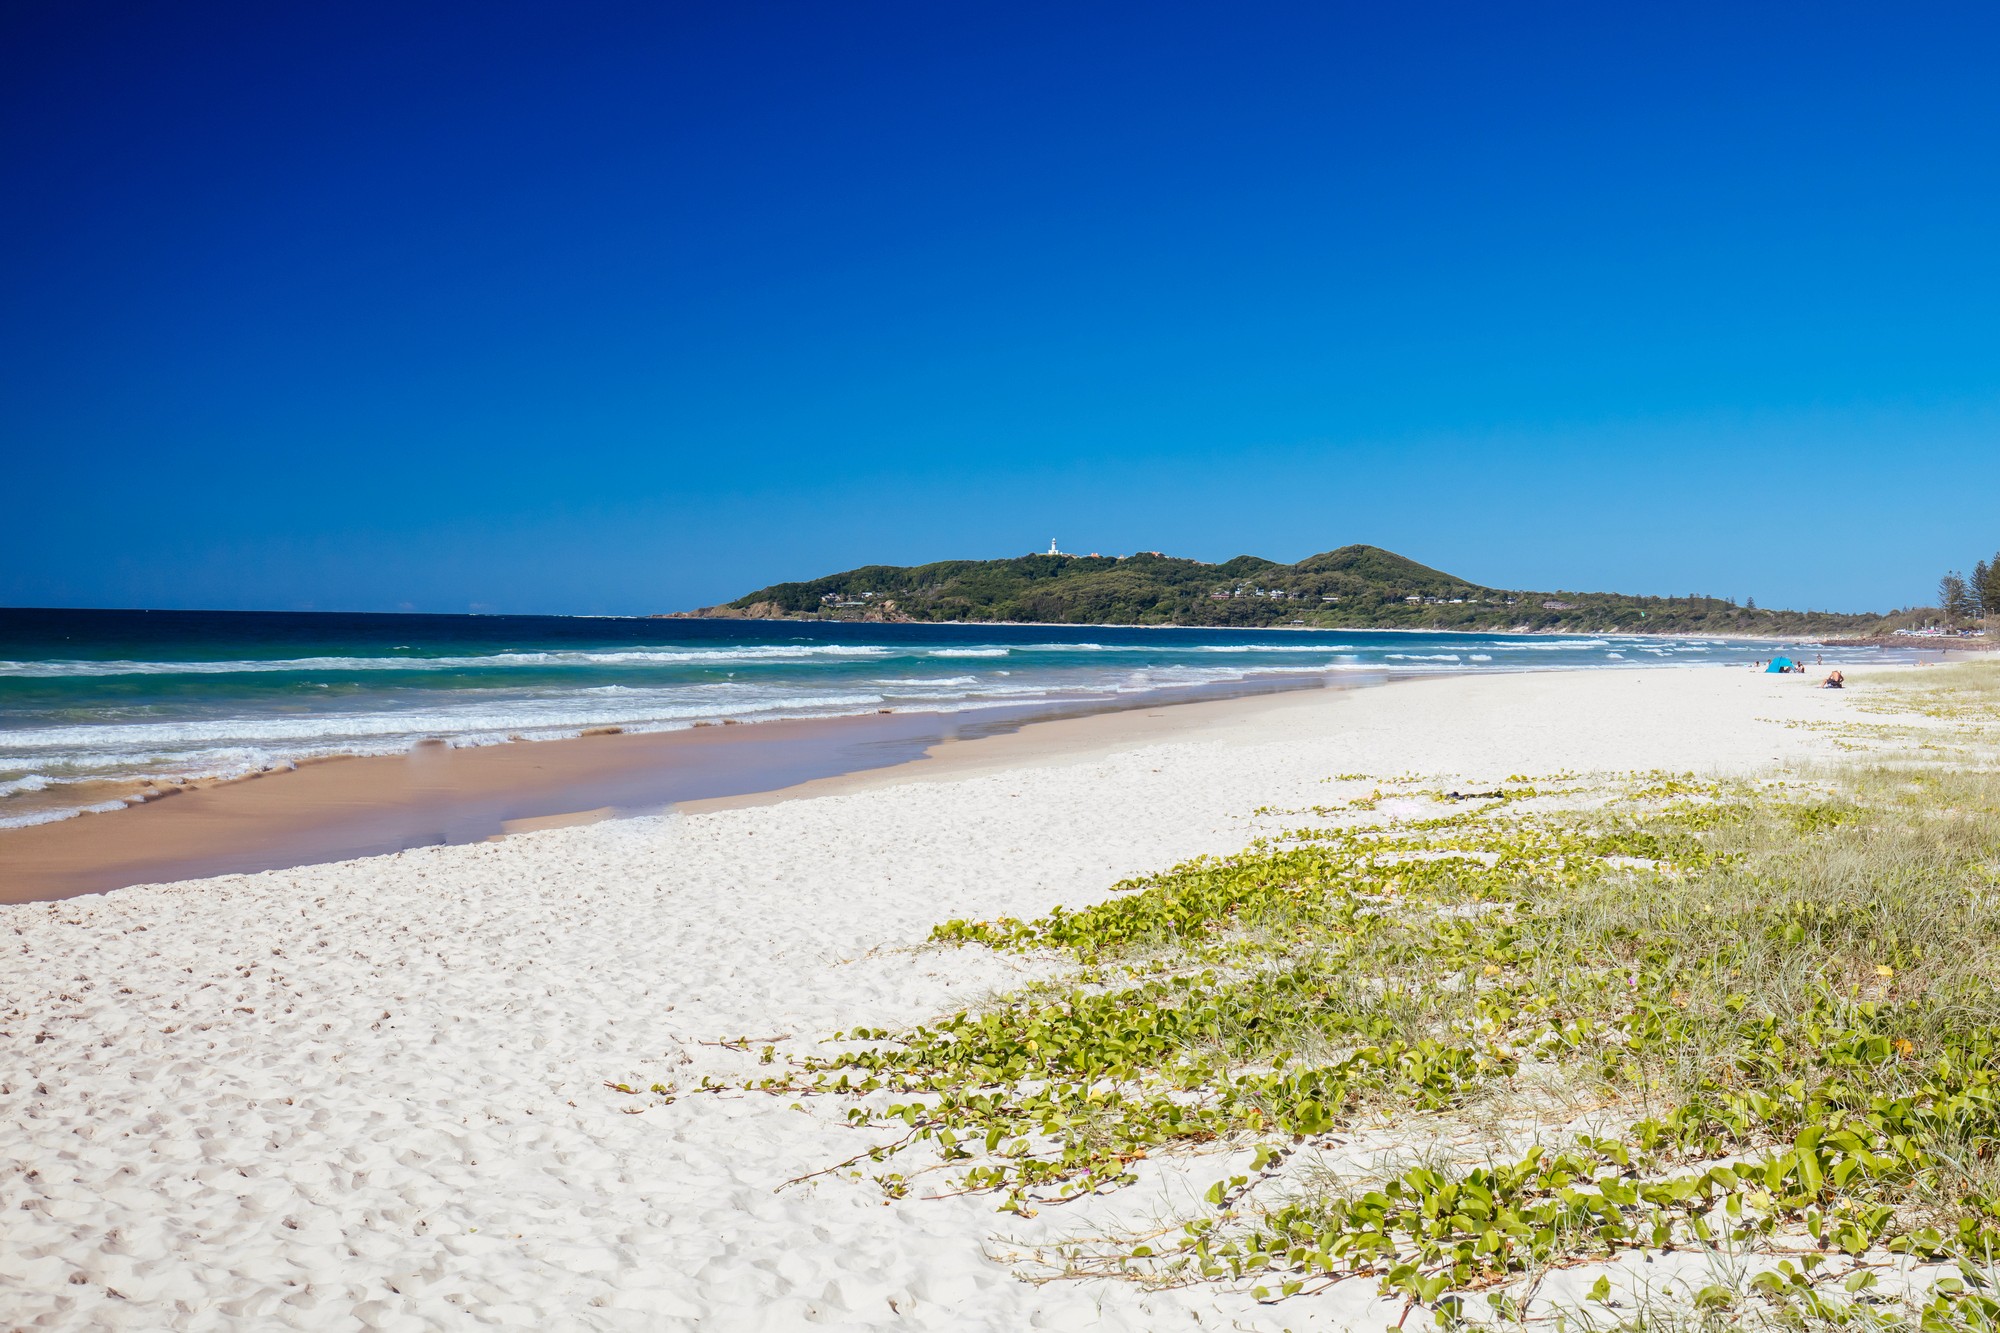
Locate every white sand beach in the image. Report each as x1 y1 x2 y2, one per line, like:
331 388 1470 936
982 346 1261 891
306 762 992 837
0 666 1914 1330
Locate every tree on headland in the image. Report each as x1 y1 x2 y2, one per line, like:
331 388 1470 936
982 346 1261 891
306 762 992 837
1927 552 2000 627
1976 555 2000 617
1938 571 1975 623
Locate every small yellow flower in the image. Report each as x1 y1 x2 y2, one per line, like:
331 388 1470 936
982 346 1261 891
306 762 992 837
1876 965 1895 979
1893 1038 1915 1058
1482 964 1502 977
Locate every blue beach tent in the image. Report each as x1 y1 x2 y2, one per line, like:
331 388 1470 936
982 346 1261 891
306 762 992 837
1765 657 1795 673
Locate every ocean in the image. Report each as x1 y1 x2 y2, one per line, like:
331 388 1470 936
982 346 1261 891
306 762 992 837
0 608 1851 828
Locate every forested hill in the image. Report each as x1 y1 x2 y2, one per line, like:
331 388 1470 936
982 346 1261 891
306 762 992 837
688 545 1878 635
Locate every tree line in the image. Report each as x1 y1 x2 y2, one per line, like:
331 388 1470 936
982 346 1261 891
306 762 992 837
714 545 1884 634
1938 554 2000 622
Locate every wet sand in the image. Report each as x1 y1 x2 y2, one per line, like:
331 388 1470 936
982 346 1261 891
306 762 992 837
0 676 1350 902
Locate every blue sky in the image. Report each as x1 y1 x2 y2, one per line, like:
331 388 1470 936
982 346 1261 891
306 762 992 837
4 1 1996 615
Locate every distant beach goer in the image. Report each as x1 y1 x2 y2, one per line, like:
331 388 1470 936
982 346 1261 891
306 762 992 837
1820 669 1845 689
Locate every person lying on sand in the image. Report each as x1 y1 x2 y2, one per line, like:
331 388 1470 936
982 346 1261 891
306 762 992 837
1820 669 1845 689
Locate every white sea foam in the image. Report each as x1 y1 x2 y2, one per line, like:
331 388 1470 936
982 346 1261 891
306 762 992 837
0 630 1807 827
1193 644 1356 653
0 691 901 757
0 644 899 677
3 652 1673 786
0 657 1358 786
0 799 128 829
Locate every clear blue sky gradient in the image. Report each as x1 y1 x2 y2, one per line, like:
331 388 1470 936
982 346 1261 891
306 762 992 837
5 2 1996 615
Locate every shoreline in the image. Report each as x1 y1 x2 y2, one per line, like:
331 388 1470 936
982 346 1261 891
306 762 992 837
4 622 1937 839
3 628 1932 835
0 673 1358 903
0 650 1939 903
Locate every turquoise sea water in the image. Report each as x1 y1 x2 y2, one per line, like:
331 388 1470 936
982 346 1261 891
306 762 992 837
0 609 1869 827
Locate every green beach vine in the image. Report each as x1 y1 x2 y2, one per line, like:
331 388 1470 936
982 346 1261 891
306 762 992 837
686 669 2000 1328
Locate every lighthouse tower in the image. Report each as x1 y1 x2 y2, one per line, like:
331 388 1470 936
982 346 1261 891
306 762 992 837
1046 538 1060 556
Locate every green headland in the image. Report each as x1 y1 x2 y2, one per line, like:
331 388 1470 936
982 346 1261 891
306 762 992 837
690 544 1885 635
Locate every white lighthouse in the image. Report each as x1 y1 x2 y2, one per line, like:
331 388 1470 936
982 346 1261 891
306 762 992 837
1046 538 1060 556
